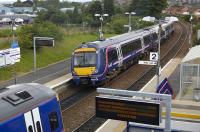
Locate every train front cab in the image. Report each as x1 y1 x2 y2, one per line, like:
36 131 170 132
71 47 99 85
0 84 63 132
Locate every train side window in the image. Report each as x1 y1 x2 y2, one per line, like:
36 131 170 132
49 111 59 131
166 26 170 31
132 39 141 51
161 30 165 37
108 49 118 63
121 43 133 56
28 126 33 132
144 35 151 45
152 33 158 41
36 121 42 132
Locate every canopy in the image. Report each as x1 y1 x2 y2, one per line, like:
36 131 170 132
15 18 24 23
1 18 11 22
182 45 200 64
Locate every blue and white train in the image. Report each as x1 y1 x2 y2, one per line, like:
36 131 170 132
0 83 63 132
71 21 174 86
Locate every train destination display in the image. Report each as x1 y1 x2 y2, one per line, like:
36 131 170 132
96 96 160 125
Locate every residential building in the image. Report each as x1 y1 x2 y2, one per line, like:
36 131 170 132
0 4 13 15
168 0 200 6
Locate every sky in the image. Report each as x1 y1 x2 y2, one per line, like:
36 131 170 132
0 0 92 4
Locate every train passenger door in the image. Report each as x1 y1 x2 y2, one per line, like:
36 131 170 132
24 107 43 132
116 44 123 67
141 37 145 53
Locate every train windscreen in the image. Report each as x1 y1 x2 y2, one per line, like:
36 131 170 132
74 52 96 67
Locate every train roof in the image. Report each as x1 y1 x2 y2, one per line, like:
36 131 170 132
0 83 56 121
86 28 155 49
82 21 173 49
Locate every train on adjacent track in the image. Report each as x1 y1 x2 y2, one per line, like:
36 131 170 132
0 83 63 132
71 20 175 86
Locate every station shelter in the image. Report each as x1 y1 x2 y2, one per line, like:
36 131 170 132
180 45 200 101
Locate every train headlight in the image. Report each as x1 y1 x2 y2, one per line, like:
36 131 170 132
72 71 77 75
93 69 98 74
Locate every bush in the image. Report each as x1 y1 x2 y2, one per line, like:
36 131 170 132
33 21 64 41
179 15 191 22
17 21 64 49
108 17 127 34
17 24 33 49
105 15 154 34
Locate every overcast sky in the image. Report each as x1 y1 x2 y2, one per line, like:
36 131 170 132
0 0 92 4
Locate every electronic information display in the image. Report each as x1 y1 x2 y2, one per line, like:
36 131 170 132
96 96 160 125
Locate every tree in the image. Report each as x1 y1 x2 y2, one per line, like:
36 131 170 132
33 0 38 11
151 1 167 18
103 0 114 16
46 0 59 9
59 1 71 8
109 15 127 33
129 0 167 18
68 5 82 24
140 0 151 16
13 0 33 7
50 10 67 24
17 22 63 49
129 0 139 12
35 6 68 25
13 0 23 7
87 1 102 18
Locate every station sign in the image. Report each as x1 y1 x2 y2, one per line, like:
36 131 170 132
139 60 157 65
96 96 160 125
150 52 158 61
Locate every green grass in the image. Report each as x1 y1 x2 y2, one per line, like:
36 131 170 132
0 28 12 38
0 32 116 81
0 38 11 49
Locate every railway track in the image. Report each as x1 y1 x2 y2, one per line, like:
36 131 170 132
58 22 190 132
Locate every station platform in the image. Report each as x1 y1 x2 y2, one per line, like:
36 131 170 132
44 73 72 90
96 58 200 132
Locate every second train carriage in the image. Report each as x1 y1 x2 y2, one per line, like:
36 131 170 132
71 21 174 86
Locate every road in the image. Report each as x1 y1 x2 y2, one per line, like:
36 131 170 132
0 59 71 89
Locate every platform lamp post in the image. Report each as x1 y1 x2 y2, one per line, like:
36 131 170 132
11 20 16 44
12 19 17 84
157 20 162 87
94 13 109 39
189 15 193 49
125 12 136 32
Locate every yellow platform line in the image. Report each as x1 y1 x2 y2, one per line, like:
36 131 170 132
115 122 127 132
162 112 200 119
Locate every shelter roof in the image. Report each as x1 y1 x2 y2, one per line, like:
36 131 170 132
182 45 200 64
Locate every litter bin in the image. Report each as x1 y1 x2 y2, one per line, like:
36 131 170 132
194 88 200 102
